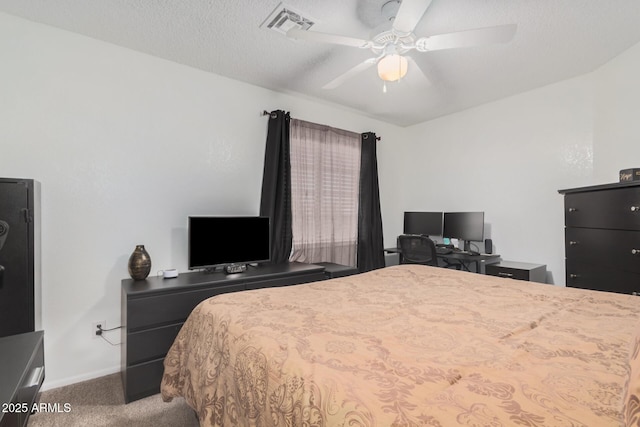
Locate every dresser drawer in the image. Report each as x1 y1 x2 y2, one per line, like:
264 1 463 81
486 261 546 283
127 283 244 331
127 323 183 366
122 358 165 403
566 259 640 294
0 331 44 427
565 227 640 273
565 187 640 230
17 339 44 412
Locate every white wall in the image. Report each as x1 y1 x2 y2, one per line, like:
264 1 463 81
393 39 640 286
593 41 640 182
0 12 400 389
395 76 595 284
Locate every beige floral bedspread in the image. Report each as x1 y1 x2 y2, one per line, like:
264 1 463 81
161 265 640 426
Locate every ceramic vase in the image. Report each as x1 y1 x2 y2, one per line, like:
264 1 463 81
128 245 151 280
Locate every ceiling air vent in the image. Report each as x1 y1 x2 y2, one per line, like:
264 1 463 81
260 3 316 35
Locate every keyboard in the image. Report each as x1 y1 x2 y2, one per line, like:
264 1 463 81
436 247 482 256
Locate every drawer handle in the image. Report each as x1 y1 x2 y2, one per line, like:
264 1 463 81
498 272 514 278
569 241 579 246
632 249 640 255
569 274 579 279
25 366 44 388
568 207 578 212
632 206 640 212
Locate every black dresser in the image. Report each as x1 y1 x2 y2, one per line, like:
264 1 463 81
121 262 327 403
558 181 640 294
0 331 45 427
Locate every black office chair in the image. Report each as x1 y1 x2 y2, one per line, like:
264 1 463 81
397 235 438 267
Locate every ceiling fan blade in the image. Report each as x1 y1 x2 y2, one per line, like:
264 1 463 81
415 24 517 52
405 56 431 87
287 27 370 48
323 59 377 89
392 0 434 36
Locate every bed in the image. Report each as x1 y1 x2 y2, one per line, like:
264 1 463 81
161 264 640 426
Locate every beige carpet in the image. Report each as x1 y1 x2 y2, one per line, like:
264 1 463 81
27 373 199 427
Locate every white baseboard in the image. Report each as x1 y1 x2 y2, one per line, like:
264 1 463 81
40 365 121 391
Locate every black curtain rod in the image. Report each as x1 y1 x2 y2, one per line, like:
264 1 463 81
261 110 381 141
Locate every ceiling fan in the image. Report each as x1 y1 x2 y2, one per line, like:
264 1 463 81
286 0 517 91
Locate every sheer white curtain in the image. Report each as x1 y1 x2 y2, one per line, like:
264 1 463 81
289 119 361 267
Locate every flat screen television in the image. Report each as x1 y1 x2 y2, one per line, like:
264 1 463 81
188 216 270 270
443 212 485 252
403 211 443 236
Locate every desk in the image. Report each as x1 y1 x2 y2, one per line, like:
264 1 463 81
384 247 501 273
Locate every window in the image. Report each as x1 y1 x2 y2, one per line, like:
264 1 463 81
289 119 361 266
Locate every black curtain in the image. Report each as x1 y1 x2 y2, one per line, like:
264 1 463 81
259 110 292 264
357 132 385 272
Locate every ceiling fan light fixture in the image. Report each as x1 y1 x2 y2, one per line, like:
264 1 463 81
377 54 408 82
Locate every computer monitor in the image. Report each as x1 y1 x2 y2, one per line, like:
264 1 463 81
403 212 443 236
443 212 485 252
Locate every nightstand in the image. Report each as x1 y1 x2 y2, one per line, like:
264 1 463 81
486 261 547 283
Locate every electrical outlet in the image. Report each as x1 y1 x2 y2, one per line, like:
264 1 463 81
93 320 105 339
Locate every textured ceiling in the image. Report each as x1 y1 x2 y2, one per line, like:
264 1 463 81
2 0 640 126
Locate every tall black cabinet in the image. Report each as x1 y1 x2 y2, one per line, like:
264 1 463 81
0 178 41 338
